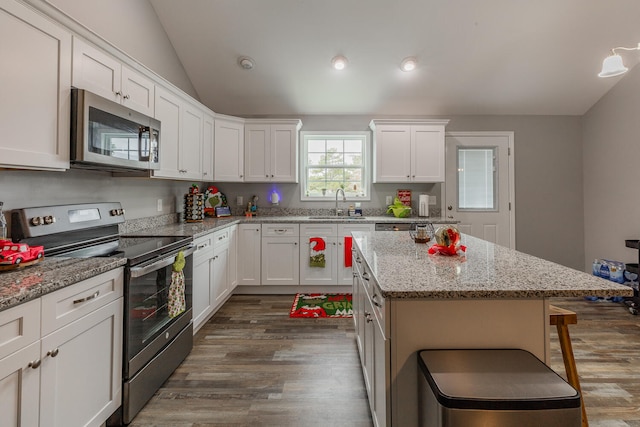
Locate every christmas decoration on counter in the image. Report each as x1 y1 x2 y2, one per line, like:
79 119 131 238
428 225 467 256
203 186 228 217
184 184 205 223
0 240 45 271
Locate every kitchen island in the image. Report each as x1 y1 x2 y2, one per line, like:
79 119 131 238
351 230 632 427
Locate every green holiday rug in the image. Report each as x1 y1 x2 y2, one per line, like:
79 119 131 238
289 293 353 318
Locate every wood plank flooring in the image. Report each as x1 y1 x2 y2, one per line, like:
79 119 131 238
130 295 640 427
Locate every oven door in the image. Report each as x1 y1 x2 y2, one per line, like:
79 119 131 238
125 244 195 379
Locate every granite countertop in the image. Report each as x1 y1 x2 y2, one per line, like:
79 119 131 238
123 215 454 239
0 257 127 312
0 215 455 313
352 231 634 299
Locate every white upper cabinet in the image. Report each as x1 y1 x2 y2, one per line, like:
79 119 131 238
370 119 449 183
153 86 203 180
244 119 302 183
72 37 155 116
202 111 215 181
0 0 71 170
214 115 245 182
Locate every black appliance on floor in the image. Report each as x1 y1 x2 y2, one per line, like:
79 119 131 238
11 202 195 425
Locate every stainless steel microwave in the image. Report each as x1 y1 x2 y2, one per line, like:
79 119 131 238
71 88 160 172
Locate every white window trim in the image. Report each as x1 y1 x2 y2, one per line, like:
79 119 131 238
300 131 371 202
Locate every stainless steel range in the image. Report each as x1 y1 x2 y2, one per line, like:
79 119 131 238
11 202 195 425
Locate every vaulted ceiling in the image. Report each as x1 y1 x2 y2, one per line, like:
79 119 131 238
149 0 640 117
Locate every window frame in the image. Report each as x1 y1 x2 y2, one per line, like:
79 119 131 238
299 131 371 202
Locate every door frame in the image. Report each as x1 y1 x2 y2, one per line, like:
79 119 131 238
443 131 516 249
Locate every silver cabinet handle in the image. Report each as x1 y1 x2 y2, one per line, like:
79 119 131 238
115 91 122 97
372 294 382 308
123 94 130 100
362 272 370 281
294 242 298 246
197 243 209 250
73 290 99 305
28 360 41 369
130 244 196 278
365 312 373 323
47 348 59 358
274 229 287 234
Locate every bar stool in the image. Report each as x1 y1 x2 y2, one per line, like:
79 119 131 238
549 304 588 427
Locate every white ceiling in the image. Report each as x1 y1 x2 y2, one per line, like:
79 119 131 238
149 0 640 117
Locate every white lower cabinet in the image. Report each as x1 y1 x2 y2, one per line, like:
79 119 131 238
0 268 123 427
299 224 339 285
192 225 238 334
261 224 300 285
193 234 214 333
353 252 389 427
238 224 261 286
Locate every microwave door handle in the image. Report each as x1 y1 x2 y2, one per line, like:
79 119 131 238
129 244 196 278
138 126 150 161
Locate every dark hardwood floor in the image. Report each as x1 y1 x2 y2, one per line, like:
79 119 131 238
130 295 640 427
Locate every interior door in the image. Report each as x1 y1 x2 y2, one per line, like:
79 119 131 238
444 132 515 248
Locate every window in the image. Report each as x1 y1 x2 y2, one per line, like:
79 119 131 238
457 147 497 210
301 132 370 201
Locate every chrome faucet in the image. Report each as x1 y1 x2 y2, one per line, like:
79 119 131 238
335 188 346 216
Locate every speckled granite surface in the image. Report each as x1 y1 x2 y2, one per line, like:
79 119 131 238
0 215 455 312
352 231 634 299
0 257 126 312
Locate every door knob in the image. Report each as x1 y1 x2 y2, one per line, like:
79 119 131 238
447 205 453 210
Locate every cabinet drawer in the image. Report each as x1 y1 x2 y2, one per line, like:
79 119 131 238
338 223 374 237
262 223 299 237
300 223 338 237
0 299 40 361
193 234 214 261
41 268 124 336
213 228 231 247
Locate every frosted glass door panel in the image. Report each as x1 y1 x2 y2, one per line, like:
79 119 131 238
457 148 497 211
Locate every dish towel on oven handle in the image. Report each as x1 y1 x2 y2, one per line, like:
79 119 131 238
168 251 186 318
309 237 326 268
344 236 353 267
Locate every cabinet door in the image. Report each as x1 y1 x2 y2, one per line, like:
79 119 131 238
40 298 123 427
300 224 338 286
153 86 181 178
0 341 40 427
411 125 445 182
374 126 411 183
338 224 374 286
238 224 262 286
181 102 204 179
192 235 214 333
0 0 71 170
261 237 300 285
271 124 298 183
244 124 270 182
212 244 230 308
72 37 121 103
228 225 238 292
202 112 215 180
121 65 155 116
214 119 244 182
363 290 375 397
372 319 389 427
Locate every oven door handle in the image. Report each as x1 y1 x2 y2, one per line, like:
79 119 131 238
129 244 196 278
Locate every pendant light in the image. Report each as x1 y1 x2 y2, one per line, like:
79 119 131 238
598 43 640 78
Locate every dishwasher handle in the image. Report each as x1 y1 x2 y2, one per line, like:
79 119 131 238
129 244 196 278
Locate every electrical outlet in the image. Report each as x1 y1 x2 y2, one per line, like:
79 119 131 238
237 196 243 206
386 195 393 205
428 195 437 205
156 198 163 212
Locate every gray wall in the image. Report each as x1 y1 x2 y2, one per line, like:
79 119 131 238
583 64 640 270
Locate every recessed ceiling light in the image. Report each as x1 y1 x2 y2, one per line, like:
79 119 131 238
238 56 254 70
331 55 348 70
400 57 417 72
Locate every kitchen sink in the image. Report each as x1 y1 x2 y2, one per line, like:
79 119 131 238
307 216 366 220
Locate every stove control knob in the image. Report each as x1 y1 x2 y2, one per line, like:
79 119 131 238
30 216 42 226
43 215 56 225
